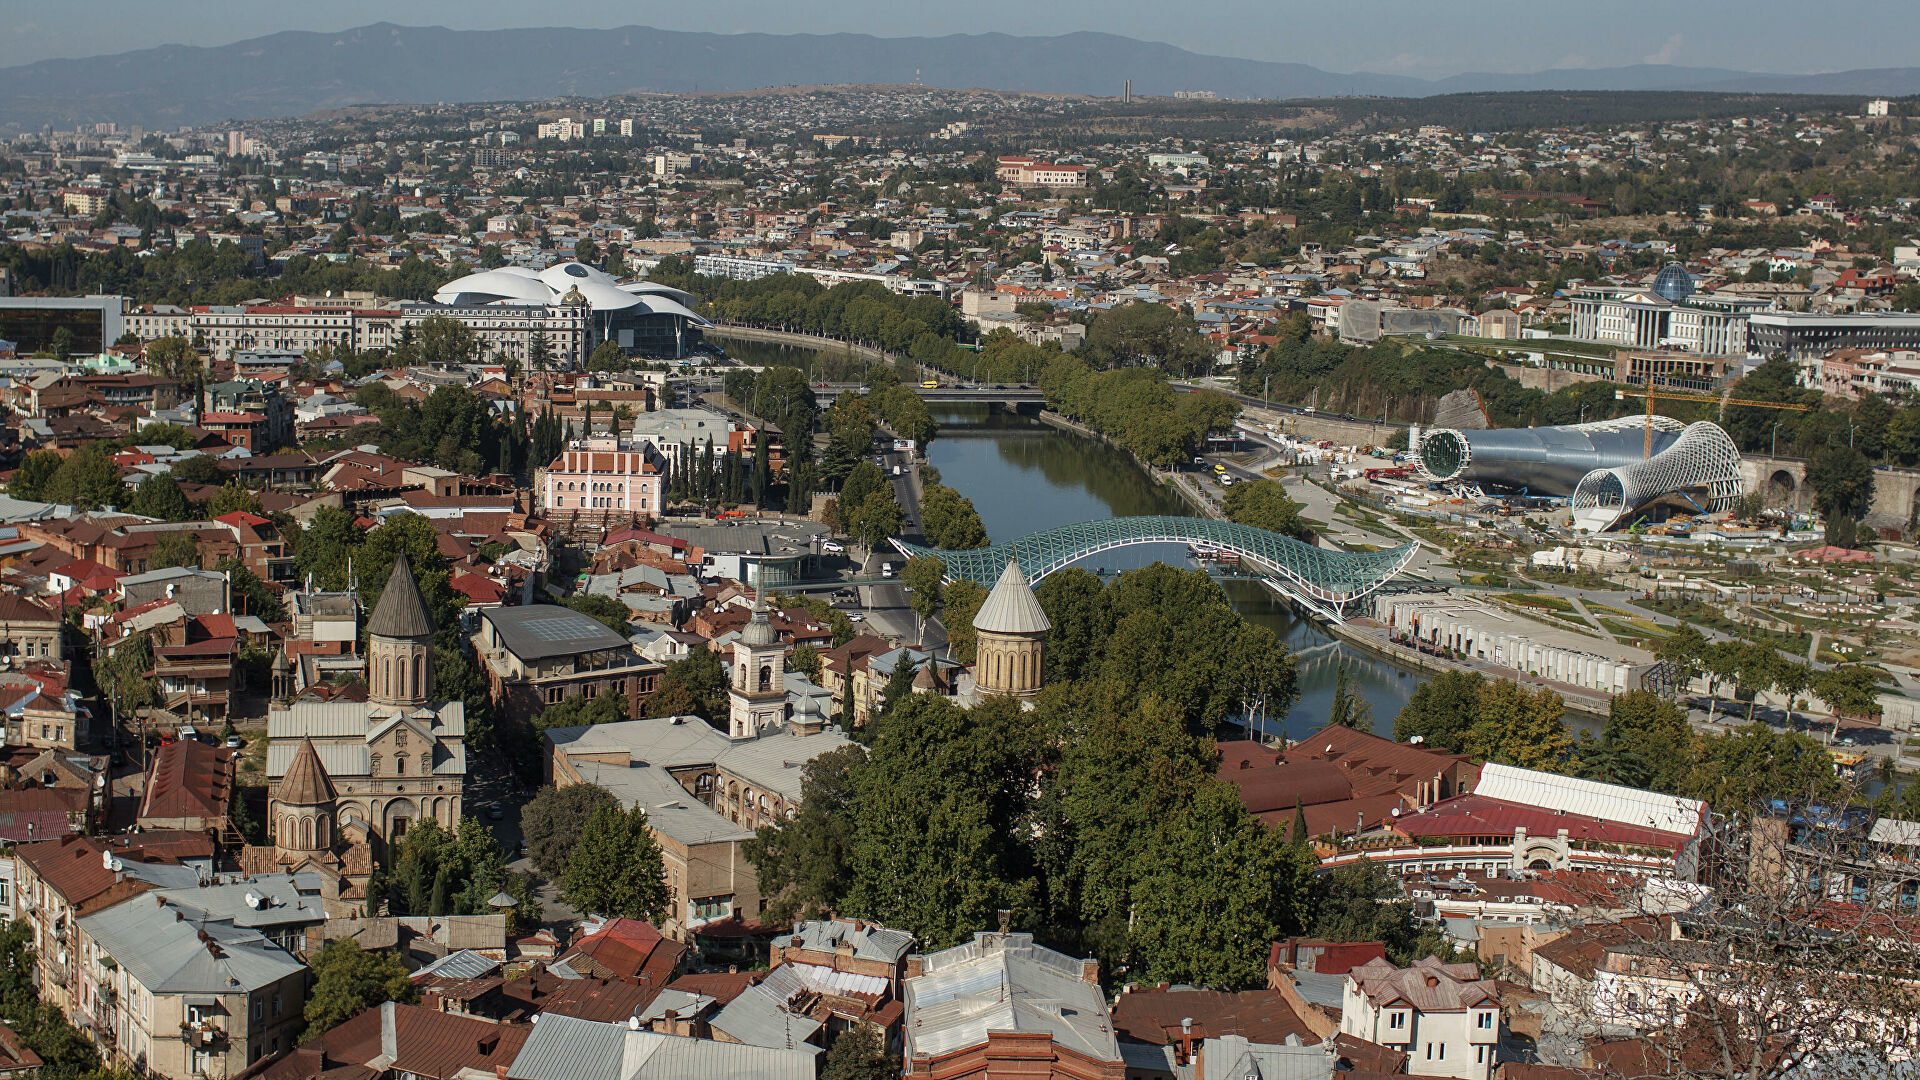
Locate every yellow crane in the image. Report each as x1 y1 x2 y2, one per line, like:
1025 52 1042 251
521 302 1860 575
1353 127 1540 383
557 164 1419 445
1614 386 1814 458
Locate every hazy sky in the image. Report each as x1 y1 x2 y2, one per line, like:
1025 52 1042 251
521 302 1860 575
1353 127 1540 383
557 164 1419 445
8 0 1915 77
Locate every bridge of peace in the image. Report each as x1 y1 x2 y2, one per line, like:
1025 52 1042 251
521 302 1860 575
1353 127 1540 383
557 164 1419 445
893 515 1418 622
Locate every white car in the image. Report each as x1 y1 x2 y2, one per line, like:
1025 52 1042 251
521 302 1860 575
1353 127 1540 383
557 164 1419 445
821 541 845 554
847 612 866 622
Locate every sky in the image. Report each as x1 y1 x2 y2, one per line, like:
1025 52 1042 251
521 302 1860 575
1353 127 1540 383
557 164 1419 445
7 0 1916 77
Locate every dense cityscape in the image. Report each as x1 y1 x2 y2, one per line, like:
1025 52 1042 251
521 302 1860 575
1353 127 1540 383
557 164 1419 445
0 19 1917 1080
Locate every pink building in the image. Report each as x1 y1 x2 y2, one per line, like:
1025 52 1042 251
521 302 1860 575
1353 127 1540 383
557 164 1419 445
541 443 664 520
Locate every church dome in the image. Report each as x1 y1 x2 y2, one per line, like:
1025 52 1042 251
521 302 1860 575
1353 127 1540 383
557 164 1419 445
278 736 337 806
742 610 780 647
368 553 435 639
973 558 1051 636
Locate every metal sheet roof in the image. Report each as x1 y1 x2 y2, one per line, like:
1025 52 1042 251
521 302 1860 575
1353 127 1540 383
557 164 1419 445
1473 763 1706 837
507 1012 815 1080
481 605 632 660
904 933 1118 1064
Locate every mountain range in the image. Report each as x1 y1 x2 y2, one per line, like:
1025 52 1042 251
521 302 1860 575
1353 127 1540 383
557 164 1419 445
2 23 1916 133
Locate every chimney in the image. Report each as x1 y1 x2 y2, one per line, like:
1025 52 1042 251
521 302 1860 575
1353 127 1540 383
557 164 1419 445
905 955 925 980
379 1002 397 1064
1176 1017 1195 1065
996 909 1011 934
1080 957 1100 985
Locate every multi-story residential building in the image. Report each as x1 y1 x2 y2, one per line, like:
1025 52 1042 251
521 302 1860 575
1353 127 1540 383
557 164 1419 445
206 380 294 449
0 592 63 661
472 605 661 728
1339 956 1502 1080
538 440 666 521
901 930 1122 1079
78 887 310 1077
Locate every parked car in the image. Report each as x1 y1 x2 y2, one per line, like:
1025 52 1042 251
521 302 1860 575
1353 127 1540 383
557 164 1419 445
821 540 846 554
224 735 243 749
847 612 867 622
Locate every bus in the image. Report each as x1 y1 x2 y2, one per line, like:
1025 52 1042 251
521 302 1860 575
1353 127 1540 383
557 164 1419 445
921 380 941 389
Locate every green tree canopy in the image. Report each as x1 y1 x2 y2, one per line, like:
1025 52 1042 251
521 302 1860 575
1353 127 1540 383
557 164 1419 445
562 804 669 920
303 939 417 1039
522 782 620 879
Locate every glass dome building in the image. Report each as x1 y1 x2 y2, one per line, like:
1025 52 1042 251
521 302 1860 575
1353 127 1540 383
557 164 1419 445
1650 262 1697 304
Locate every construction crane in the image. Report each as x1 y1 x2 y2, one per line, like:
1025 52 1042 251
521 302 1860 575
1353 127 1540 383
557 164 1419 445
1614 386 1814 458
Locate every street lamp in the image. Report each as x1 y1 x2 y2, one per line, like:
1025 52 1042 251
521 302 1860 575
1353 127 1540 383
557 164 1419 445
1771 419 1782 459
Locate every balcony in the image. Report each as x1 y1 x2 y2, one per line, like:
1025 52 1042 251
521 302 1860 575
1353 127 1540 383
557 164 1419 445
180 1021 228 1048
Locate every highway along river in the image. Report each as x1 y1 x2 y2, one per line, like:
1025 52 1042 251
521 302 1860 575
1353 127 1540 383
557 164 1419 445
924 404 1419 740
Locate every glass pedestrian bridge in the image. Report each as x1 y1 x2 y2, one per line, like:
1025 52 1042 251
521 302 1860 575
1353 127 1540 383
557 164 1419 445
892 515 1418 622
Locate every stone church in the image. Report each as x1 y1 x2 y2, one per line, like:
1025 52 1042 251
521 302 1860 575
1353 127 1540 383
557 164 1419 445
264 553 467 859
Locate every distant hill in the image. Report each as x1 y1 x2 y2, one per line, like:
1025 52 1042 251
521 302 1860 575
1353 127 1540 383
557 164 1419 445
1 23 1916 132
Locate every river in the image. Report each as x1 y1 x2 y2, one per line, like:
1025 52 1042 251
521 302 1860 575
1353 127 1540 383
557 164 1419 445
924 404 1420 740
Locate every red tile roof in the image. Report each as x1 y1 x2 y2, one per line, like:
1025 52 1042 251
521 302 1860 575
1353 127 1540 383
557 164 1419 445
1392 794 1693 851
138 739 234 822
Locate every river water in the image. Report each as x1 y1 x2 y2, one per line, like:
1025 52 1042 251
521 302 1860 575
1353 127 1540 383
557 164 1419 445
924 404 1420 740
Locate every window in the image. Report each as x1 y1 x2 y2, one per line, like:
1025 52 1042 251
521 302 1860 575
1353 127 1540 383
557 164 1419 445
1388 1012 1406 1030
395 755 408 776
253 999 264 1022
1477 1011 1494 1029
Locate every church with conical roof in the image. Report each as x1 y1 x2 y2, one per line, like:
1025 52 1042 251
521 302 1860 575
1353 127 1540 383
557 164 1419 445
263 553 468 878
971 557 1050 699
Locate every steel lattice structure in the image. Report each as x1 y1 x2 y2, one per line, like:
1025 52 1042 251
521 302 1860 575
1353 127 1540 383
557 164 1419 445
1569 421 1744 532
891 516 1418 621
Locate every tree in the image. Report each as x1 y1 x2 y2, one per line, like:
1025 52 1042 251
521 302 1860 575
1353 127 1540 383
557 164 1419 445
919 483 989 549
1127 780 1316 988
1597 689 1694 794
1682 723 1840 814
1813 663 1881 743
1805 445 1875 526
6 450 61 500
40 443 126 510
789 642 822 680
521 783 619 879
648 646 729 726
563 593 633 634
1656 624 1709 699
850 489 904 550
219 557 287 621
127 474 192 520
303 939 416 1038
561 804 669 920
147 529 204 570
940 579 989 664
1327 663 1371 729
415 314 480 368
205 480 265 519
1305 860 1450 965
744 745 867 923
841 694 1037 949
902 555 945 645
819 1025 894 1080
1222 479 1311 539
1391 669 1484 749
532 687 628 732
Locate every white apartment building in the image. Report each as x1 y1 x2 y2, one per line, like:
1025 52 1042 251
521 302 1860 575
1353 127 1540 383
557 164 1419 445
1340 957 1501 1080
123 300 590 366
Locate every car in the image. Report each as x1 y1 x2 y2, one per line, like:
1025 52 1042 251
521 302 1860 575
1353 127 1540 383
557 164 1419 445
847 612 867 621
921 380 941 389
487 806 505 820
821 541 846 554
224 735 243 749
1213 463 1227 474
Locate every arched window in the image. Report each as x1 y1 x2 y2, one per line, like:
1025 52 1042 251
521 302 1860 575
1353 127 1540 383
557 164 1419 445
299 817 313 850
414 654 425 696
384 657 393 697
317 816 329 849
758 665 772 692
395 755 408 776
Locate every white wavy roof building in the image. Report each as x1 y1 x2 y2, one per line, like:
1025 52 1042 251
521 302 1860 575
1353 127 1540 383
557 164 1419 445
434 262 707 325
